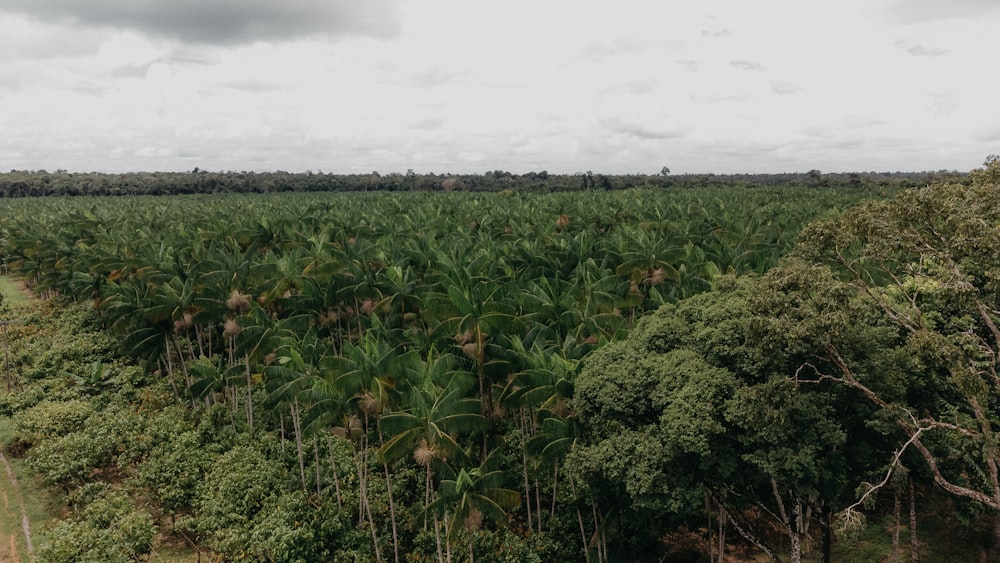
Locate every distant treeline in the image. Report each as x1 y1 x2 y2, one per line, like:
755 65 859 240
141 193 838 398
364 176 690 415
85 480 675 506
0 168 967 197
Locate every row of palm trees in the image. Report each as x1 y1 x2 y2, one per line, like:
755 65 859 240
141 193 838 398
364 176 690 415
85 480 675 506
0 186 887 560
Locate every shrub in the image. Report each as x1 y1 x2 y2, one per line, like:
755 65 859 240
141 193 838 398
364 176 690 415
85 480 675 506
188 442 361 561
133 429 211 515
13 399 94 445
39 487 156 563
25 405 148 488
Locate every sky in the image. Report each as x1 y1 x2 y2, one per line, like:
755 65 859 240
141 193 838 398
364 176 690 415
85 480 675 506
1 0 998 175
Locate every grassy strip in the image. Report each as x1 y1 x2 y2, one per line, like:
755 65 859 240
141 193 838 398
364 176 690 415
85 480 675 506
0 278 29 307
0 418 59 562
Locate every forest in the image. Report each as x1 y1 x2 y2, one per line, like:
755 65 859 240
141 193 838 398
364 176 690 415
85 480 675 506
0 159 996 562
0 167 953 197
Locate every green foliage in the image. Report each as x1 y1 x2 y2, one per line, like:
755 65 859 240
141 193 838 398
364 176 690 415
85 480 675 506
0 168 928 197
428 461 521 540
0 178 941 560
192 444 286 534
726 377 849 498
25 405 147 488
12 399 94 445
132 428 210 514
39 487 156 563
568 274 885 559
0 378 79 417
188 442 358 562
776 160 1000 518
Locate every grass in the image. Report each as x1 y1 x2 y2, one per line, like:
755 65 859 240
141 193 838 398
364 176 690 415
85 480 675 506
0 417 61 562
0 277 30 307
808 503 984 563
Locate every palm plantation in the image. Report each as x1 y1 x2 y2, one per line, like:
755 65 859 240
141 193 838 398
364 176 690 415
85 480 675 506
1 169 995 561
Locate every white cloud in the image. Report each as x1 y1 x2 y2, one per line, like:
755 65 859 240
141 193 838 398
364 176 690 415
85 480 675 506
0 0 998 174
3 0 401 45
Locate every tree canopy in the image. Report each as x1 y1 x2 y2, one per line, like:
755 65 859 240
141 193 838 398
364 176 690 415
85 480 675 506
566 156 1000 561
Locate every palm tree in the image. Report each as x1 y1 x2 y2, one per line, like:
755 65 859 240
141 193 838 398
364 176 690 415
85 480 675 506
231 305 306 431
333 326 419 563
425 249 519 431
426 452 520 563
379 352 485 522
271 329 354 509
255 248 309 312
500 337 578 532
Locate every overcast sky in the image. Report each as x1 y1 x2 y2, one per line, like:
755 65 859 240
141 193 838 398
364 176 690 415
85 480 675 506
1 0 998 175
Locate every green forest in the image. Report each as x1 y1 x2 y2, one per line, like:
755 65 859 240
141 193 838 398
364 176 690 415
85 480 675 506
0 160 997 562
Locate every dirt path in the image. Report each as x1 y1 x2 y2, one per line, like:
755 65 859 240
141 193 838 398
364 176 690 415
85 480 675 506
0 277 39 562
0 451 32 562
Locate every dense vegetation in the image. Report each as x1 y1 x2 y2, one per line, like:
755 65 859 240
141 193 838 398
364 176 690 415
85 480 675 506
0 162 997 561
0 168 952 197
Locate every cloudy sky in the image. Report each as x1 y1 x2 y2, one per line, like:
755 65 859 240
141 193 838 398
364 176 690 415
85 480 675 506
1 0 998 174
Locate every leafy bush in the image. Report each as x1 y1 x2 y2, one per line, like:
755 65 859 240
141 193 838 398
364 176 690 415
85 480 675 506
133 429 211 514
39 487 156 563
11 398 94 445
0 378 81 417
186 442 361 561
27 428 116 487
190 444 288 552
25 404 148 488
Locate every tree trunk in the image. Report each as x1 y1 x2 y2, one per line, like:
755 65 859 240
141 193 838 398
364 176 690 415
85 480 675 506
364 475 383 562
992 511 1000 563
290 400 307 491
375 418 401 563
591 501 604 563
383 457 401 563
314 437 322 497
443 509 452 563
232 385 239 425
194 323 205 357
706 490 714 562
185 331 198 370
356 430 383 562
893 487 901 563
718 501 727 563
245 357 254 431
550 464 559 530
324 434 344 510
424 463 433 529
727 506 779 562
535 476 543 534
225 385 237 433
170 334 192 391
434 514 445 563
909 480 918 563
789 500 801 563
159 356 181 401
280 415 286 455
357 435 367 527
520 410 533 531
569 473 592 563
771 479 801 563
822 503 832 563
